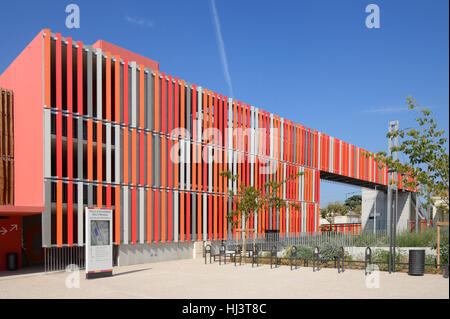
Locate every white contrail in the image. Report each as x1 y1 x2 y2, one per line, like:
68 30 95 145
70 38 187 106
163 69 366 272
363 106 409 114
210 0 233 98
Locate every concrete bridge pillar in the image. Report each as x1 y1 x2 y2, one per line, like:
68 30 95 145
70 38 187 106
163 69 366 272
361 188 413 233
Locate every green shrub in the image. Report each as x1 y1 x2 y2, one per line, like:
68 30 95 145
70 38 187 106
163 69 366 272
440 239 449 264
261 251 271 258
395 229 437 247
351 233 389 247
351 229 445 248
425 254 436 265
344 252 353 261
373 249 388 262
285 245 314 260
432 234 449 265
372 248 406 271
319 242 342 262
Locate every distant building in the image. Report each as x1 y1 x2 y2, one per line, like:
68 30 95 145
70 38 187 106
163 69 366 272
319 211 361 225
432 196 449 223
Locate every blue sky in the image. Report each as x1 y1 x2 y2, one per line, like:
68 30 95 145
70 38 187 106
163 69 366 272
0 0 448 206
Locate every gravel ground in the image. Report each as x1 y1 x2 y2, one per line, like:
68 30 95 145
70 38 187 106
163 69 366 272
0 258 448 299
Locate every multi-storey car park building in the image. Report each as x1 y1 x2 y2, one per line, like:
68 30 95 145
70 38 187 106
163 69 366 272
0 29 418 271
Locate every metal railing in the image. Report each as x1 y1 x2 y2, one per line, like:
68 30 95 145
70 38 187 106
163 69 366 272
44 246 85 273
44 245 119 272
222 230 390 251
207 244 449 278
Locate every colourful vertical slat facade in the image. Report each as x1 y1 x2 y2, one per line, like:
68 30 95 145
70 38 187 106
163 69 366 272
36 29 412 249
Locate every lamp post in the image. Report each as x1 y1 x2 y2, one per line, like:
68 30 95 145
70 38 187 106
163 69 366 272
374 185 377 235
387 120 399 274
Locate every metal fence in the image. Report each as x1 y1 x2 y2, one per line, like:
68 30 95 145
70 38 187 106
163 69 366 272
44 246 85 273
221 230 390 252
44 245 120 272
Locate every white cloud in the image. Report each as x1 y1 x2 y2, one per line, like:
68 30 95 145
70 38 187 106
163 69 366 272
125 16 153 28
210 0 233 98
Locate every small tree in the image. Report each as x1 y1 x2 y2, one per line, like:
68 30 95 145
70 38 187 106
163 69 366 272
365 96 449 215
344 195 362 214
220 170 302 257
320 201 349 224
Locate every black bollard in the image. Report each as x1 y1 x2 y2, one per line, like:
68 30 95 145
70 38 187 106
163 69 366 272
290 246 297 271
365 247 372 276
204 244 211 265
338 247 345 274
313 246 320 272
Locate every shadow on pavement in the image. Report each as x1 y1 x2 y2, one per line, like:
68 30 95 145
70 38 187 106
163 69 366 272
0 264 46 278
113 267 152 277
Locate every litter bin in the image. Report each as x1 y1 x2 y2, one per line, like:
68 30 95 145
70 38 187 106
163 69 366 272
6 252 18 271
408 249 425 276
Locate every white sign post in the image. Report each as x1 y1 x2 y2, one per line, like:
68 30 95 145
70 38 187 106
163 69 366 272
85 207 113 279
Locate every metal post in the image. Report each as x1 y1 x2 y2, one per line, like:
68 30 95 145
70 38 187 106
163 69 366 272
415 193 419 233
365 247 372 276
393 188 398 273
270 248 273 269
393 121 399 273
387 126 393 235
387 185 392 273
387 120 399 274
387 185 393 274
374 186 377 234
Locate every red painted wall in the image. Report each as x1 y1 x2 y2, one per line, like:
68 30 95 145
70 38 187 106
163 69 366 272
0 30 44 209
0 216 22 271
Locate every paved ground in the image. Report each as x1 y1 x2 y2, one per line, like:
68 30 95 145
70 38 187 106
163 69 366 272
0 259 448 299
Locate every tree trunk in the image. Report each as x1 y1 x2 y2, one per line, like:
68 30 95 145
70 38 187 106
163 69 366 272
242 231 247 258
242 216 248 257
